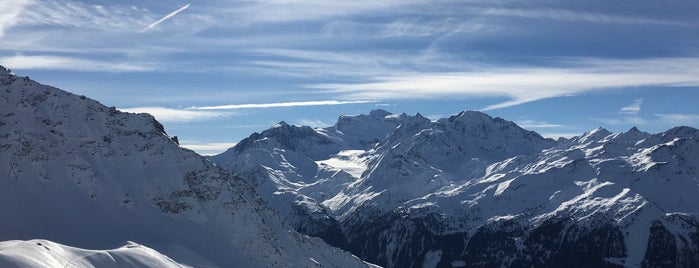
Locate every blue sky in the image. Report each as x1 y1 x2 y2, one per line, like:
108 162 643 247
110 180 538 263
1 0 698 154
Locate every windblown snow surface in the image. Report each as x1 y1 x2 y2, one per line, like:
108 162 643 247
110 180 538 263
0 239 190 268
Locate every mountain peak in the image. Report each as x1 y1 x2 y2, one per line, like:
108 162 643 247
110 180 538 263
588 126 612 136
592 126 611 133
574 127 613 143
369 109 392 118
266 121 317 137
273 121 290 128
446 110 492 124
402 112 431 127
663 126 698 138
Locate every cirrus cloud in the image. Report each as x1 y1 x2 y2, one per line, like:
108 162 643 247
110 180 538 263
309 57 699 110
120 106 229 122
0 54 156 72
188 100 376 110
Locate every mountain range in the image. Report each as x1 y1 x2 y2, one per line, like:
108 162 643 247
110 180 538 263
211 108 699 267
2 63 699 268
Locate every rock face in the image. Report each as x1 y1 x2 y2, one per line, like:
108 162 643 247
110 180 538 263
212 107 699 267
0 66 370 267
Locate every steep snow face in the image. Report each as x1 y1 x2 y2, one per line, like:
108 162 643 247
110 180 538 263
0 240 192 268
212 103 699 267
0 67 369 268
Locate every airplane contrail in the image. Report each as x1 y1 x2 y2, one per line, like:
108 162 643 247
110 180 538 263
140 3 190 32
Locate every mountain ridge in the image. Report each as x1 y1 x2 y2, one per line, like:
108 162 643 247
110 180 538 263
0 66 370 267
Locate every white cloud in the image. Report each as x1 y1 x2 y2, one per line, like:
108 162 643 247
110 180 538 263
590 116 647 126
655 114 699 125
480 7 686 26
425 114 442 121
15 0 152 31
0 0 30 39
141 3 191 32
539 132 580 139
620 98 644 115
310 57 699 110
516 119 563 128
244 48 468 76
590 112 699 129
216 124 272 129
179 142 237 156
0 1 210 58
218 0 431 23
374 103 395 107
120 101 374 125
378 17 490 38
120 107 229 122
295 119 332 128
0 54 155 72
188 100 375 110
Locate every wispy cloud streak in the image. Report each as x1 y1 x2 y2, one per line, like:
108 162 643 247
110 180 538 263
310 57 699 110
516 119 563 128
620 99 644 115
179 142 237 155
141 3 190 32
481 7 686 26
188 100 375 110
0 54 156 72
219 0 428 23
655 114 699 125
0 0 30 39
13 0 153 31
120 106 227 122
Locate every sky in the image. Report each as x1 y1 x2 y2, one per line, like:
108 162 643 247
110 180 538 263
1 0 698 155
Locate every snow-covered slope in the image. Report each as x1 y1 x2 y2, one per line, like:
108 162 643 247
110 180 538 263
0 66 370 267
213 107 699 267
0 239 190 268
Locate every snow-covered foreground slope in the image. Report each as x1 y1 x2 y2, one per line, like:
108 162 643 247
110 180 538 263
0 240 190 268
0 66 370 267
213 109 699 267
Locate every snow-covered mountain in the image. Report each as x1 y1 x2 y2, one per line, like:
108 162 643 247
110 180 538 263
0 66 371 267
209 109 407 248
212 109 699 267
